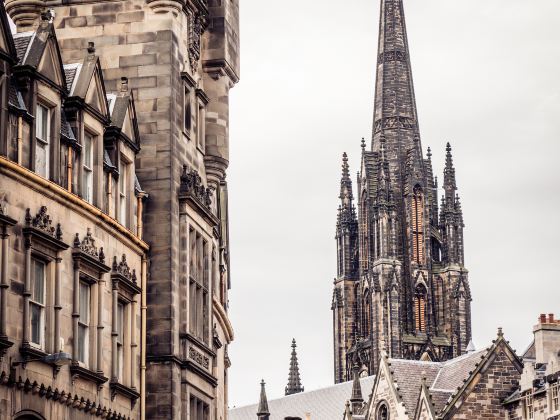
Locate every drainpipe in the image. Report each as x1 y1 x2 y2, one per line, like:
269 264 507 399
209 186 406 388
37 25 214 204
140 255 147 420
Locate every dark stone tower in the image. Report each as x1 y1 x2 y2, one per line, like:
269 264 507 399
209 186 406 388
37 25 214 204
285 338 304 396
332 0 472 383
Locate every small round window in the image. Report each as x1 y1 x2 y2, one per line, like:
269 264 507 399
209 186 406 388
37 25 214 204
377 402 389 420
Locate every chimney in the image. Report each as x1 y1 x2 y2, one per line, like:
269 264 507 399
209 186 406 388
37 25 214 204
534 313 560 364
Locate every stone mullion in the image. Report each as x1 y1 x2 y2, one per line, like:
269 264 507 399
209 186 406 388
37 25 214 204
72 260 80 361
54 256 62 352
22 239 31 346
0 226 9 338
130 294 138 390
97 273 105 374
111 282 118 381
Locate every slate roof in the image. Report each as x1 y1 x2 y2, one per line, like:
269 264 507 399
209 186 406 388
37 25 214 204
13 31 33 62
60 112 76 141
229 376 376 420
8 79 26 111
383 348 488 417
63 63 81 94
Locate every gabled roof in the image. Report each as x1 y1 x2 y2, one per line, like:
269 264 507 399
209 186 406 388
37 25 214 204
229 375 376 420
106 85 141 152
0 0 17 63
13 17 66 92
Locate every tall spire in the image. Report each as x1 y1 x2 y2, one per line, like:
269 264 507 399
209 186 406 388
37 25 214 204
443 142 457 206
340 152 354 206
372 0 421 155
257 380 270 420
285 338 304 395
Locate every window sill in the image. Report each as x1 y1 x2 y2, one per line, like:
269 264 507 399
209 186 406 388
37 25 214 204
70 364 108 388
110 380 140 404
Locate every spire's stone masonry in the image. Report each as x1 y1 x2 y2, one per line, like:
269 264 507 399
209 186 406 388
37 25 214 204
332 0 472 383
257 380 270 420
285 339 304 396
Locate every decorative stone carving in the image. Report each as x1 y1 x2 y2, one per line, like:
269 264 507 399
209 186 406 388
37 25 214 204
180 165 213 209
188 346 210 369
188 11 203 72
373 116 417 133
378 49 408 64
25 206 63 241
112 254 136 283
73 229 105 263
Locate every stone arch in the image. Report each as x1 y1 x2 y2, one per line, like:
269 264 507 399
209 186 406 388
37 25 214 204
14 411 46 420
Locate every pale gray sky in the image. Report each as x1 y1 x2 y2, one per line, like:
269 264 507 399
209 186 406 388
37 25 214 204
227 0 560 408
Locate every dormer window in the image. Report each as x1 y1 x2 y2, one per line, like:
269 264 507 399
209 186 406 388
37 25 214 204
35 103 51 178
82 132 94 204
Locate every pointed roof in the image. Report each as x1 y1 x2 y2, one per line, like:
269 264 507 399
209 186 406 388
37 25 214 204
285 339 304 396
350 362 364 414
340 152 353 204
0 0 17 64
12 12 66 92
372 0 421 151
257 380 270 417
106 77 141 152
443 142 457 204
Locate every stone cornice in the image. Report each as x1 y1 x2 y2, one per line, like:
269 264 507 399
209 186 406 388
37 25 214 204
0 157 148 253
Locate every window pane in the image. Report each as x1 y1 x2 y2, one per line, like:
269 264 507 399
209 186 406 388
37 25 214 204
32 259 45 304
117 302 124 343
117 345 123 380
83 134 92 167
79 282 89 323
30 303 42 345
78 324 87 363
36 104 48 141
35 142 48 178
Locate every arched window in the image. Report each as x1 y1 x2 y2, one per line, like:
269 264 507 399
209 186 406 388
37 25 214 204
377 402 389 420
411 186 425 264
414 284 427 333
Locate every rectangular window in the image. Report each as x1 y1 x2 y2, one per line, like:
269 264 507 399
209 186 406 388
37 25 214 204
117 302 124 381
184 86 192 135
35 104 50 178
525 393 534 419
552 383 559 413
190 396 209 420
82 133 94 204
78 281 90 364
30 258 46 347
118 158 128 226
196 102 205 151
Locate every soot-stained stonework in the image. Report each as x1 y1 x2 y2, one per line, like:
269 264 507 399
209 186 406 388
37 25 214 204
332 0 472 383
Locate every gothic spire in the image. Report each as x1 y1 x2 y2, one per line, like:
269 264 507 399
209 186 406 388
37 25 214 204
443 142 457 206
372 0 421 154
350 362 363 413
340 152 353 205
257 380 270 420
285 339 304 396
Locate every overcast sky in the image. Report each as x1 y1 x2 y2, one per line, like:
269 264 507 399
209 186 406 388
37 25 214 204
227 0 560 408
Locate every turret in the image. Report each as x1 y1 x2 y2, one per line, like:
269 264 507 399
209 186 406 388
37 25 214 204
285 338 304 395
349 362 364 413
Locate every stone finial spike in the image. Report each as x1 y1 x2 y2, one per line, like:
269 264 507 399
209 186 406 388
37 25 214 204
87 42 95 55
350 361 363 412
466 340 476 353
427 146 432 160
285 339 304 395
361 137 366 150
497 327 503 338
257 380 270 419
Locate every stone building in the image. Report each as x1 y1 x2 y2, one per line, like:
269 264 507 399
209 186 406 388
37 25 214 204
1 0 239 417
0 2 148 418
332 0 472 383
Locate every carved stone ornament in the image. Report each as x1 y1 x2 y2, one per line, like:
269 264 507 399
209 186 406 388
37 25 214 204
73 229 105 264
112 254 136 284
188 346 210 369
25 206 63 241
374 116 417 134
180 165 213 209
188 11 203 72
378 49 408 65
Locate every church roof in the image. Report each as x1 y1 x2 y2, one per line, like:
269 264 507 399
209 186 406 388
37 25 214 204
229 376 376 420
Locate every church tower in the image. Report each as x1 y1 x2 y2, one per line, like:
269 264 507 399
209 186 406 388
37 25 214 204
332 0 472 383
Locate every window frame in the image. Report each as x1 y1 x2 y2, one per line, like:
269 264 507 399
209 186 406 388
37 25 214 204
184 85 192 137
82 131 95 204
77 279 91 365
29 257 47 349
116 300 125 382
524 392 534 419
551 382 559 414
118 156 129 227
35 103 51 179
